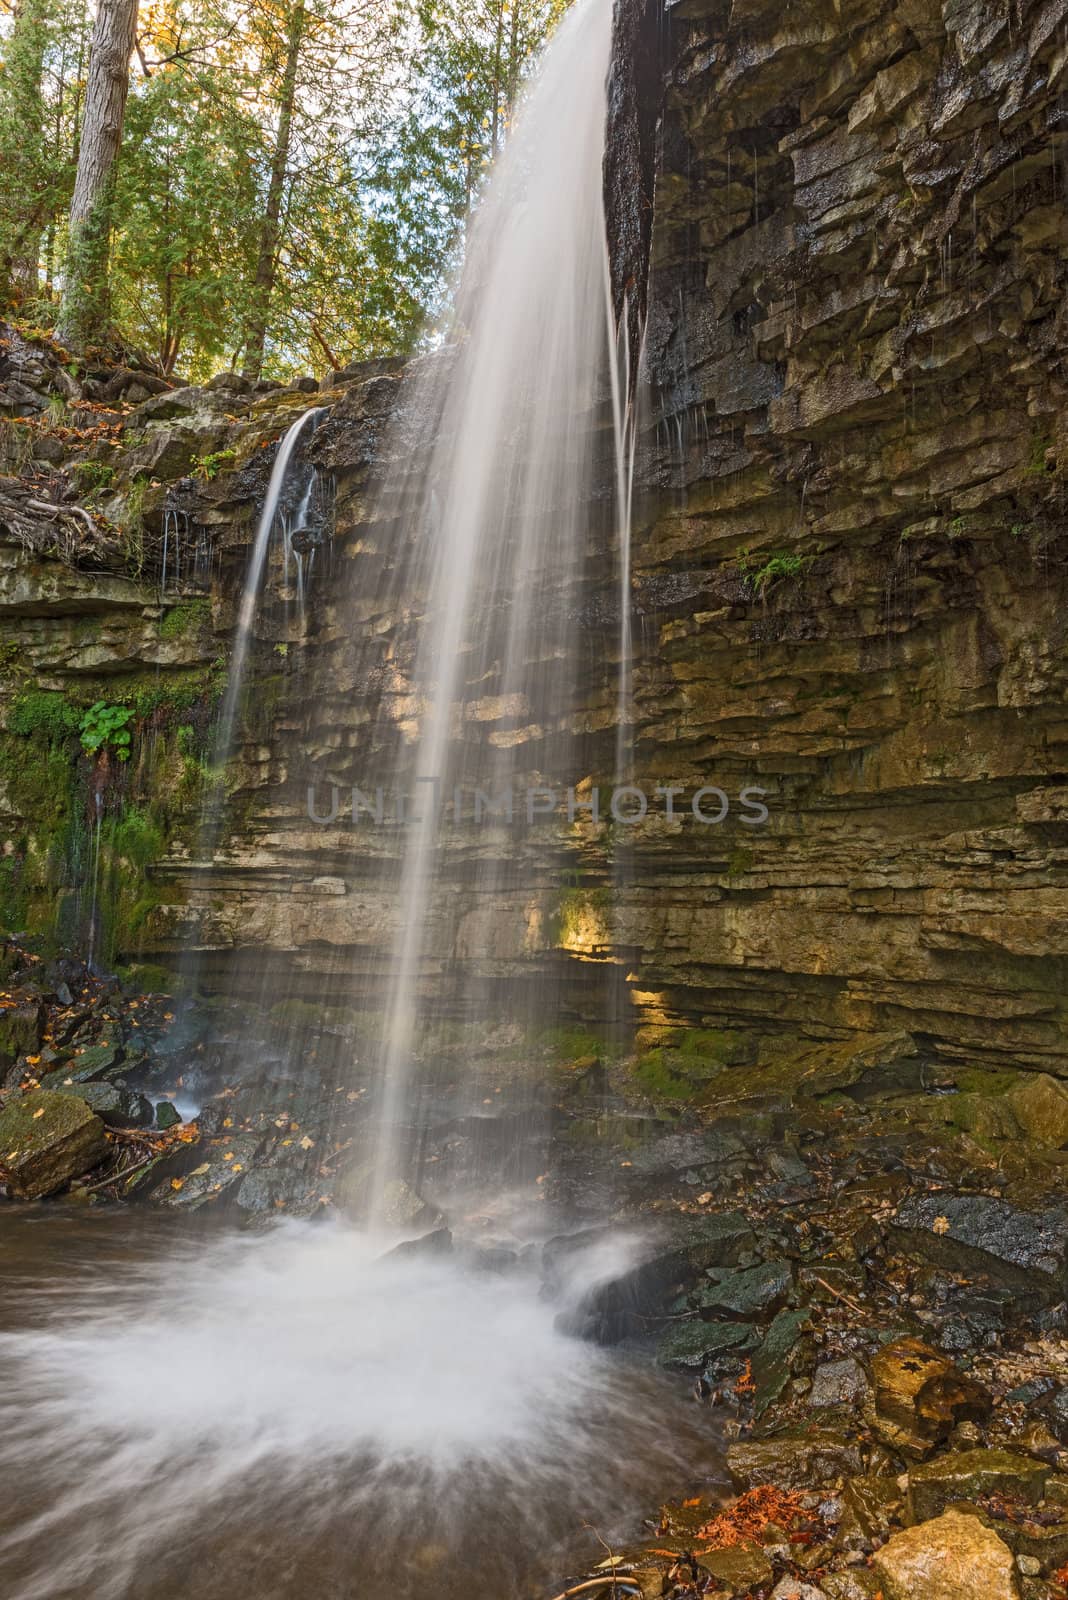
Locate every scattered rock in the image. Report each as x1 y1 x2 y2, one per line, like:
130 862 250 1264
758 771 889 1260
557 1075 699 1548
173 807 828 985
702 1542 774 1592
0 1089 107 1198
809 1358 870 1409
726 1429 865 1491
694 1259 793 1319
907 1448 1048 1522
872 1510 1019 1600
866 1338 991 1459
1008 1074 1068 1149
891 1196 1068 1302
0 998 43 1067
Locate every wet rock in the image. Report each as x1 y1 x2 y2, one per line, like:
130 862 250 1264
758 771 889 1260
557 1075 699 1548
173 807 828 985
153 1132 264 1209
0 998 43 1067
52 1080 154 1128
726 1429 865 1491
907 1450 1049 1523
381 1227 453 1263
838 1474 905 1548
0 1089 107 1198
702 1542 774 1594
866 1338 990 1459
769 1582 829 1600
1008 1075 1068 1149
821 1574 883 1600
809 1357 870 1410
546 1211 756 1343
890 1196 1068 1302
872 1510 1019 1600
39 1041 125 1089
694 1259 793 1318
751 1307 812 1418
656 1318 755 1371
155 1102 181 1131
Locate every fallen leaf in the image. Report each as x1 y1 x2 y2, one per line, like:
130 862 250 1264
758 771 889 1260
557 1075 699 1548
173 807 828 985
299 1135 314 1150
933 1215 950 1235
32 1107 45 1120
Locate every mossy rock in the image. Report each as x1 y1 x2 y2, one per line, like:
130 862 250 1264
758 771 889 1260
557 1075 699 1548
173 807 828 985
0 1088 107 1198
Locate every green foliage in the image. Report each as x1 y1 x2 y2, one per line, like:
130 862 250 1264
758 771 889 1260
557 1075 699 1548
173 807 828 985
78 700 134 761
736 549 812 594
194 448 236 481
7 689 79 741
70 459 115 494
118 475 149 575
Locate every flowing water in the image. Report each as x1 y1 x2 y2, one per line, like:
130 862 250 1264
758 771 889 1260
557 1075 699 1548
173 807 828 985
0 5 720 1596
0 1212 723 1600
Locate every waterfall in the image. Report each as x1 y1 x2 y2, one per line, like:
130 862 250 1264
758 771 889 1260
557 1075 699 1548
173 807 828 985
213 406 323 765
357 0 621 1219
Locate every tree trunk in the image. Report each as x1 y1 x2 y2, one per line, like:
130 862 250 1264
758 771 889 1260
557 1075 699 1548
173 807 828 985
56 0 138 350
242 0 306 380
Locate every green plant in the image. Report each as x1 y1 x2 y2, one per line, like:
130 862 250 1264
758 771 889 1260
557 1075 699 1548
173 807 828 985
736 549 812 594
195 447 236 481
79 701 134 762
70 460 115 494
119 476 150 575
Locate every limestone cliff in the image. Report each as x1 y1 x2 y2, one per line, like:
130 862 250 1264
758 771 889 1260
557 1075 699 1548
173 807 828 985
0 0 1066 1074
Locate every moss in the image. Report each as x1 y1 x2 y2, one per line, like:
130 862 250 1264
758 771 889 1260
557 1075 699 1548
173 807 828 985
6 690 80 741
117 961 178 995
541 1024 623 1062
109 807 165 868
158 599 211 641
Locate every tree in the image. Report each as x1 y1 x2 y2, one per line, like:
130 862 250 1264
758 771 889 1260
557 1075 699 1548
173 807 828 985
56 0 138 350
374 0 572 318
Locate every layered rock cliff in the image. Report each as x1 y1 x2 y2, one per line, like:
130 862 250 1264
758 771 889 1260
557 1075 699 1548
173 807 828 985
1 0 1066 1076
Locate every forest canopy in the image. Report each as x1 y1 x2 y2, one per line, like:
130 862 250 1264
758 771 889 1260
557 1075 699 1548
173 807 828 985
0 0 571 379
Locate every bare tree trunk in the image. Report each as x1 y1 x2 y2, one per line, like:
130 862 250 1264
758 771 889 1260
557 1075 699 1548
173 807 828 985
243 0 305 380
56 0 138 350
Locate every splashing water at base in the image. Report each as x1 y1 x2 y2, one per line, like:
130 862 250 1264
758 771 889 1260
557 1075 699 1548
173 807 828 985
0 1214 723 1600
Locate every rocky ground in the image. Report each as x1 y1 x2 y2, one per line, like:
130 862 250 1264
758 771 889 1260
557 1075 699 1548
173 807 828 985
4 962 1068 1599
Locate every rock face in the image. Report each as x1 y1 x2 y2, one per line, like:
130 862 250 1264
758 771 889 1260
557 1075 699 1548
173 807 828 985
1 0 1067 1080
0 1088 107 1197
873 1510 1019 1600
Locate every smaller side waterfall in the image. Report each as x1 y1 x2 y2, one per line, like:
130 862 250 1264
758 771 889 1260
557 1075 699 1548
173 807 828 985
213 407 323 763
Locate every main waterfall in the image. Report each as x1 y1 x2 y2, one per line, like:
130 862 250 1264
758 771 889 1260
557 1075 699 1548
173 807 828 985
362 0 620 1216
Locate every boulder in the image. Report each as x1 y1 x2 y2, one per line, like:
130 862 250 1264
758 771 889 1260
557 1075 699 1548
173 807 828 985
1008 1074 1068 1148
809 1357 870 1409
865 1338 990 1459
694 1258 793 1318
890 1195 1068 1302
52 1080 154 1129
751 1307 812 1417
0 998 43 1068
907 1449 1048 1523
726 1429 865 1491
657 1318 755 1370
0 1089 107 1198
872 1510 1019 1600
702 1543 774 1593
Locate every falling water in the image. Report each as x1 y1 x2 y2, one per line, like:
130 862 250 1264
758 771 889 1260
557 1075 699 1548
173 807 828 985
366 0 621 1217
213 406 323 764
